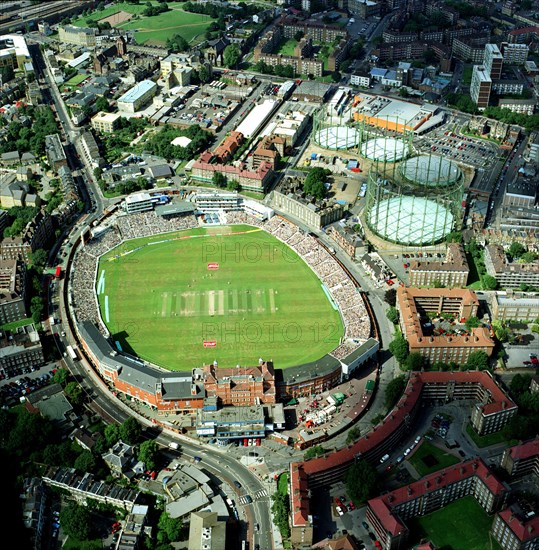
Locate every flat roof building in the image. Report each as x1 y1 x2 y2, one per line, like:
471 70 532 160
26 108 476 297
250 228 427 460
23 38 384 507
188 511 227 550
492 294 539 322
484 244 539 288
484 43 504 79
117 80 157 113
409 243 469 288
471 65 492 110
91 111 122 134
124 192 154 214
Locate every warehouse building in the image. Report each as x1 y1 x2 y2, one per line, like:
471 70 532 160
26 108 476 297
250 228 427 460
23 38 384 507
117 80 157 113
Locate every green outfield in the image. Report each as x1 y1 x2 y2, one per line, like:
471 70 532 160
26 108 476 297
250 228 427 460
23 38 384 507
97 225 344 370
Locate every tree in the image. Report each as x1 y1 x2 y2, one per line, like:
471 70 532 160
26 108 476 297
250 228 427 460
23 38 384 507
386 307 399 324
465 350 489 371
385 374 406 410
138 440 159 470
95 96 110 113
508 241 526 260
303 167 330 200
223 44 241 68
198 64 212 83
482 275 497 290
389 334 409 365
465 316 480 330
65 381 84 407
60 503 93 540
29 248 47 270
404 352 426 371
331 70 341 83
227 179 240 191
521 251 538 263
271 492 290 538
510 374 532 397
94 167 103 180
384 288 397 307
119 417 142 444
167 33 189 52
74 450 97 473
294 30 304 41
0 65 15 84
495 326 509 342
445 231 463 243
212 171 226 188
104 423 120 447
52 367 69 386
157 512 184 544
304 445 326 459
346 426 361 445
503 413 537 440
345 460 378 505
30 295 44 323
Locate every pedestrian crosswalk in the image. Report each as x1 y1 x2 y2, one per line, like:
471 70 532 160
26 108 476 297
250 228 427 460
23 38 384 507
238 489 268 505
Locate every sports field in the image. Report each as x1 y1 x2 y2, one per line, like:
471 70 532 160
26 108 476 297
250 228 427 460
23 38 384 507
408 496 503 550
96 225 344 370
71 2 213 46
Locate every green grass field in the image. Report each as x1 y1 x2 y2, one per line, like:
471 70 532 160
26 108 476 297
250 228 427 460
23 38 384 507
277 38 299 57
408 496 503 550
71 2 213 46
63 74 89 88
97 225 343 370
71 2 148 26
408 440 460 476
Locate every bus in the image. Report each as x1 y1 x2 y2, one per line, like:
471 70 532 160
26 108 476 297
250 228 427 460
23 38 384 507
66 345 78 361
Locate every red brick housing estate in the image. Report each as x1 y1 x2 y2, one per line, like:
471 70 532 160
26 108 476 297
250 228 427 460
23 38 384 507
288 371 516 546
366 458 509 549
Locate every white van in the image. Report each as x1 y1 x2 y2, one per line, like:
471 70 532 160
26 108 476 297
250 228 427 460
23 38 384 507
380 453 389 463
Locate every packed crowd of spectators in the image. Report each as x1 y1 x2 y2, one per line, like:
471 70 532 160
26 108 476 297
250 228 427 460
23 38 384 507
116 211 198 240
71 227 122 327
226 212 372 359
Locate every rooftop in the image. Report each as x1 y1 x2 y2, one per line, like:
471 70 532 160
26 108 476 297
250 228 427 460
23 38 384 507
369 458 507 536
118 80 157 105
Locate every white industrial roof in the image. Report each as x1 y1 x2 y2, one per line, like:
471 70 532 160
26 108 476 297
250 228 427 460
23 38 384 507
125 192 151 204
235 99 278 138
118 80 156 104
